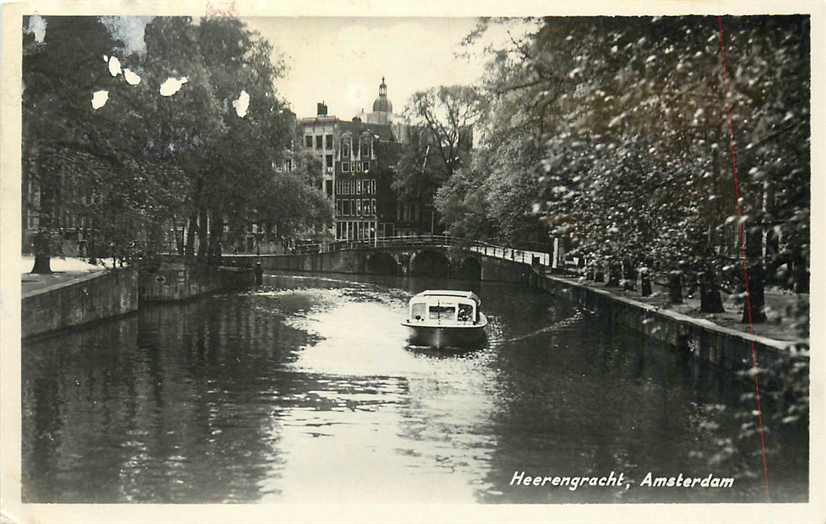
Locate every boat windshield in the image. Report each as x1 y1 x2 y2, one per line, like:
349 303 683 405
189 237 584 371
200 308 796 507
428 305 455 321
457 303 474 322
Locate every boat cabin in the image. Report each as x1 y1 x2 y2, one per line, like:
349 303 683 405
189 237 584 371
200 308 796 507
407 290 481 325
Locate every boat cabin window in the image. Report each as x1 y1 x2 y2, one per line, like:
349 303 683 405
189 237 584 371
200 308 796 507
411 303 427 321
428 305 456 321
457 304 474 322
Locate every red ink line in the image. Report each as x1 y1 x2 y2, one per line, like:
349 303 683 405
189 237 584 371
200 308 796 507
716 15 770 499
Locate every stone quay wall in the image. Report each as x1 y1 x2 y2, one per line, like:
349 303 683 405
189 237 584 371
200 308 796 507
22 264 255 338
138 264 255 302
529 270 793 372
22 269 139 339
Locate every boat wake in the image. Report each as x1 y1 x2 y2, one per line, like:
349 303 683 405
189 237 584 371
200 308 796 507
498 307 587 344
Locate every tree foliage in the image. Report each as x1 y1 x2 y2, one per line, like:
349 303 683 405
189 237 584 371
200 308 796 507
442 16 809 299
394 85 483 224
22 15 332 268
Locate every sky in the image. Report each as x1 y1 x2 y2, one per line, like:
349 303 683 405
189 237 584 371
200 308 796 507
22 15 521 120
241 17 491 120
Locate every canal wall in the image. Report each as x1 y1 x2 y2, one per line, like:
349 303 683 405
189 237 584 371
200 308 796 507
22 263 256 338
139 263 256 302
478 255 533 283
530 270 792 372
22 268 139 339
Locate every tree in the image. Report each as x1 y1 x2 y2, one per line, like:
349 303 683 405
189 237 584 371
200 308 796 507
462 16 809 319
22 16 330 267
393 85 483 233
22 16 222 269
23 16 123 272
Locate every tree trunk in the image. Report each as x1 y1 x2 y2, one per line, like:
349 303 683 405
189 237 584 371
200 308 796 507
30 254 52 274
743 262 767 323
197 208 209 259
622 258 636 290
88 233 97 264
793 253 809 293
30 231 53 274
699 270 725 313
606 262 621 287
640 271 652 297
185 213 196 256
668 271 683 304
209 210 224 265
742 226 767 323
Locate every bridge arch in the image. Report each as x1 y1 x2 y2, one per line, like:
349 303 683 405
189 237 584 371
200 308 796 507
409 249 451 277
366 252 401 275
455 256 482 281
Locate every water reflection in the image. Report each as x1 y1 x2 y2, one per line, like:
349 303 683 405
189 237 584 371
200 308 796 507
22 272 807 503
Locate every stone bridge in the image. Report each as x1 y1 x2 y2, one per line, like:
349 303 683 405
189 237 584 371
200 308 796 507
216 236 552 282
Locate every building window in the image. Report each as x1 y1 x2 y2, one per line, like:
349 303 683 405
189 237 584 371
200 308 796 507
325 180 332 197
343 200 351 216
372 199 376 215
305 135 313 148
342 162 350 173
336 199 342 215
371 179 376 194
325 134 333 149
315 135 323 149
326 154 333 168
342 141 350 158
363 161 370 172
351 199 356 216
354 161 361 173
356 180 362 194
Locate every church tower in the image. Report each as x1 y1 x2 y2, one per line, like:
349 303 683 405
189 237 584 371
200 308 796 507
366 77 393 125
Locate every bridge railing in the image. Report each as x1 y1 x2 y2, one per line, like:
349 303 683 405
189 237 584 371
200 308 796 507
163 235 554 268
284 234 553 267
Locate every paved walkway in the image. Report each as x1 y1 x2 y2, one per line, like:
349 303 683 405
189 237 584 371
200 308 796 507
20 256 107 295
547 272 807 343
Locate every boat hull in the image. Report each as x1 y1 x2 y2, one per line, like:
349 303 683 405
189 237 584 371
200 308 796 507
401 316 488 349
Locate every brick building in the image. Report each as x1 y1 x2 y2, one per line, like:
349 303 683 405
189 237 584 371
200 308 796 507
299 78 405 241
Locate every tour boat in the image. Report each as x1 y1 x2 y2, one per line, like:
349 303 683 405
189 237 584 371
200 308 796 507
401 290 488 349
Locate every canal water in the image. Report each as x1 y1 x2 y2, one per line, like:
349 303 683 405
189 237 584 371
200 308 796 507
22 272 808 503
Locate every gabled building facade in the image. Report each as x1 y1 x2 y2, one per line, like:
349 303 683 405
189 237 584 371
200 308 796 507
299 78 405 242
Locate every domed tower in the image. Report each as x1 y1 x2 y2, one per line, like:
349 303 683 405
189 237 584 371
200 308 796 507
368 77 393 124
